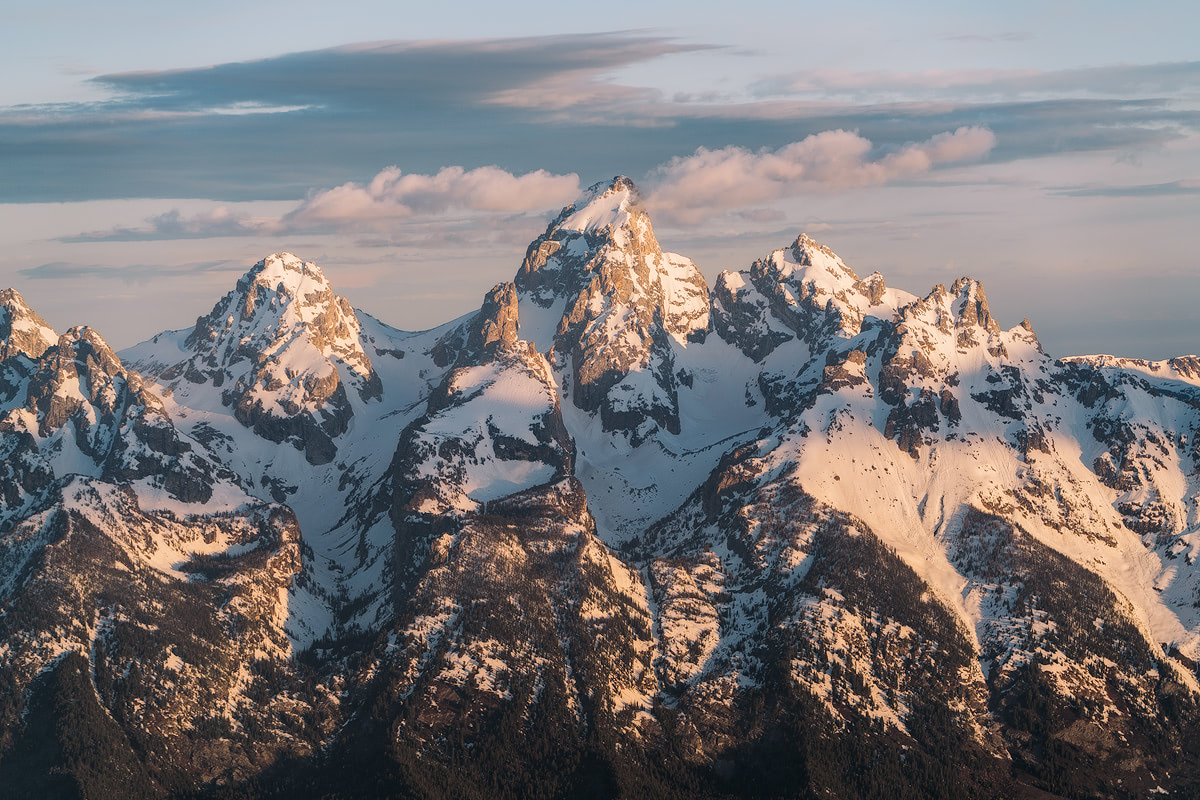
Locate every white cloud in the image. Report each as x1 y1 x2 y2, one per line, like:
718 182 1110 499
282 165 580 229
66 165 581 241
645 127 996 225
64 130 995 242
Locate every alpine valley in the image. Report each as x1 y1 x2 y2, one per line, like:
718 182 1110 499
3 177 1200 799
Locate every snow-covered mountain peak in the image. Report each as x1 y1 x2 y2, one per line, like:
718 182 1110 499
24 324 164 429
713 234 918 364
239 252 330 300
515 175 707 342
774 234 910 313
224 253 345 334
53 325 155 402
947 276 999 333
503 176 710 443
771 235 915 326
177 253 378 394
896 277 1014 351
789 232 854 274
124 252 385 465
57 324 122 364
553 175 640 237
0 288 57 361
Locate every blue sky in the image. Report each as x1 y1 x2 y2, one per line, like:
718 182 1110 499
4 1 1198 357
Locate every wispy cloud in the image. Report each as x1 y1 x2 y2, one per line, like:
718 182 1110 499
63 208 268 242
1051 179 1200 197
941 31 1032 44
750 61 1200 101
19 259 239 282
646 127 996 225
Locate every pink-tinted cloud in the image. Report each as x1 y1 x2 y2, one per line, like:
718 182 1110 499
646 127 995 225
66 165 581 241
281 165 580 229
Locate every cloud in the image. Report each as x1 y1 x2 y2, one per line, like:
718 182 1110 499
19 259 237 282
646 127 996 225
1052 179 1200 198
64 208 268 242
89 34 708 115
941 31 1033 44
63 165 581 241
65 128 997 242
0 33 1196 206
750 61 1200 102
282 165 580 230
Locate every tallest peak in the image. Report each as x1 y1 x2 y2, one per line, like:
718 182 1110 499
582 175 639 201
553 175 643 236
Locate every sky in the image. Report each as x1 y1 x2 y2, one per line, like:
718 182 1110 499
3 0 1199 358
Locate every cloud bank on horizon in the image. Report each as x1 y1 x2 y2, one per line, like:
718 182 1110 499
65 126 998 240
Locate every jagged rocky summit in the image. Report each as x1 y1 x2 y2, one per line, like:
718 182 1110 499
3 176 1200 799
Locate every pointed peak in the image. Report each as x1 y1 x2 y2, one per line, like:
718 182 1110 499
854 271 888 305
948 277 997 331
784 233 861 285
30 325 138 410
239 253 331 297
913 277 1000 335
0 287 34 312
0 287 58 360
583 175 640 203
552 175 643 236
56 325 123 367
203 252 348 339
790 233 850 270
752 232 860 293
61 324 106 345
464 282 521 362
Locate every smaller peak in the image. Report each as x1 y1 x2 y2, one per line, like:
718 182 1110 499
62 324 101 341
0 289 57 360
554 175 642 235
947 277 999 332
854 271 888 306
950 276 982 295
765 232 859 287
0 288 49 324
242 253 330 295
791 233 839 259
59 325 118 355
0 287 32 310
788 233 858 278
53 325 125 375
464 282 521 362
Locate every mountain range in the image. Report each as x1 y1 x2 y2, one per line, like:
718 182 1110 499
2 177 1200 799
